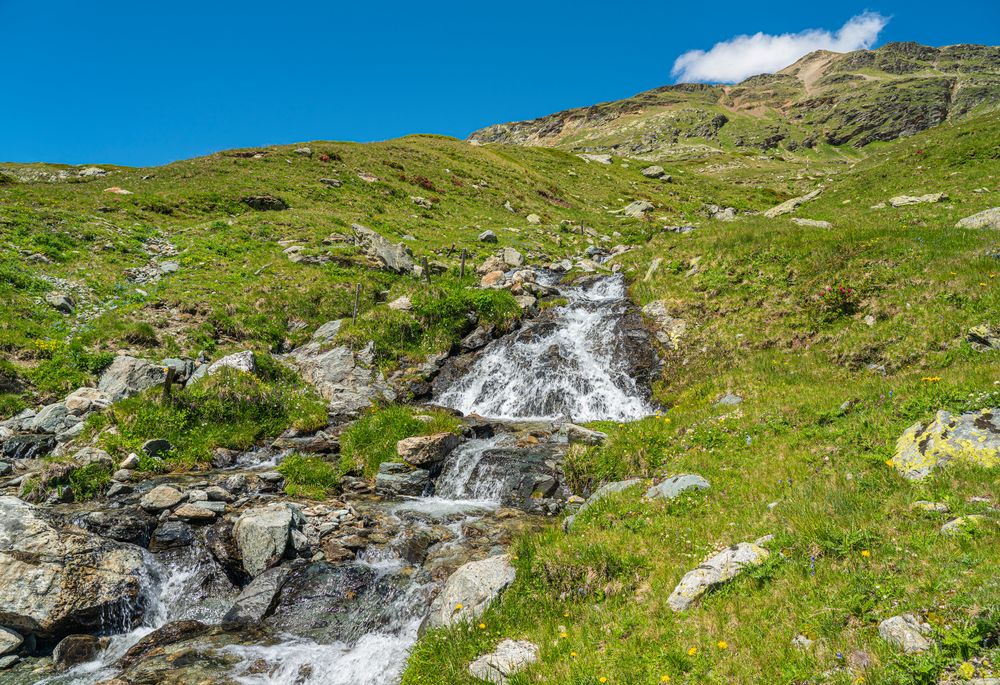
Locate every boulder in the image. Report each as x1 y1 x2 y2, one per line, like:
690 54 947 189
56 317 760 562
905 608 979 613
397 432 462 468
888 192 947 207
641 301 686 349
563 479 642 531
98 356 165 402
0 497 145 637
188 350 256 383
478 230 498 243
941 515 987 536
64 387 112 415
790 218 832 228
640 165 667 179
956 207 1000 229
667 542 770 611
45 293 75 314
891 409 1000 480
283 320 395 418
294 147 312 157
52 634 100 670
764 189 821 218
375 462 429 497
221 565 290 630
878 614 932 653
422 555 516 631
241 194 288 211
645 474 710 500
468 639 539 684
706 204 737 221
140 485 184 512
525 214 541 225
115 620 210 670
968 324 1000 352
565 423 607 446
621 200 654 219
173 504 216 523
502 248 523 268
576 153 612 165
233 504 295 577
0 627 22 656
388 296 412 311
352 224 415 274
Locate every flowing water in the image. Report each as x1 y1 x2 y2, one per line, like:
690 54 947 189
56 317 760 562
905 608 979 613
435 275 654 422
49 273 651 684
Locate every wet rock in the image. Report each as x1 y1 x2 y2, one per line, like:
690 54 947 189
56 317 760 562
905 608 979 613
0 497 145 637
468 639 539 684
0 627 22 655
878 614 932 653
478 230 498 243
563 479 641 531
221 566 290 630
889 193 948 207
460 325 495 352
234 504 295 576
645 474 709 500
941 515 988 536
764 189 821 218
151 521 195 551
375 462 429 497
205 520 245 583
892 408 1000 479
1 434 55 460
76 508 156 547
640 165 667 179
116 620 210 670
565 423 607 446
283 320 395 419
956 207 1000 229
968 324 1000 352
667 542 770 611
352 223 414 273
140 485 184 512
397 432 462 468
52 634 100 670
98 356 166 402
422 555 516 631
321 539 355 563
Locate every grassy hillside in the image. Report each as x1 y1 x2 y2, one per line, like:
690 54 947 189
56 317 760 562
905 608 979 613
403 114 1000 684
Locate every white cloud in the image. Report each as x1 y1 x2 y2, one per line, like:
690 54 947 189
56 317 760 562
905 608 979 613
671 12 889 84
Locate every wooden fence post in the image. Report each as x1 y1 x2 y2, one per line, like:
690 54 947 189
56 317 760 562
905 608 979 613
162 365 176 404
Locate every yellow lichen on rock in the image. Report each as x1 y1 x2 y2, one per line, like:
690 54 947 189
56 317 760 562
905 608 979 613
892 409 1000 480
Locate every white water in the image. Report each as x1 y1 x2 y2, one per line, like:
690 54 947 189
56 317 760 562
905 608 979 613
436 275 653 421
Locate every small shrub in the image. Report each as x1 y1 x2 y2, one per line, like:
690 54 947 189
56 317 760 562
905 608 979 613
813 284 858 321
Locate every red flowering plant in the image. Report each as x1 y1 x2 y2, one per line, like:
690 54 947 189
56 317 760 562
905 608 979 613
815 284 858 321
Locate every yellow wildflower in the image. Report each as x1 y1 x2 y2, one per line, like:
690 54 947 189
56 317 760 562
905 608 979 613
717 641 728 650
600 678 608 684
957 662 975 679
570 651 578 658
478 623 486 630
861 550 871 558
687 646 698 656
454 604 463 611
660 677 671 683
560 632 568 638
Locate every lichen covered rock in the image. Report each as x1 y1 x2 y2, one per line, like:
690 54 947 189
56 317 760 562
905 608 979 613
891 409 1000 480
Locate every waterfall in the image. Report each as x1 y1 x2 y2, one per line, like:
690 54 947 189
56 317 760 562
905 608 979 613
435 275 654 422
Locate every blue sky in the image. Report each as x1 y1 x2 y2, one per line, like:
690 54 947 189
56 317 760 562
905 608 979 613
2 0 997 166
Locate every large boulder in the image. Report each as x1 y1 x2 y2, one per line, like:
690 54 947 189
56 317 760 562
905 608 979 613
764 189 821 218
878 614 933 653
375 462 430 497
968 324 1000 352
422 555 516 631
956 207 1000 229
469 639 539 684
352 224 414 273
98 356 165 402
667 542 770 611
397 432 462 468
52 634 100 670
188 350 256 384
891 409 1000 480
888 192 947 207
221 565 290 630
645 474 709 500
563 479 642 531
0 497 145 638
233 504 296 577
283 320 395 418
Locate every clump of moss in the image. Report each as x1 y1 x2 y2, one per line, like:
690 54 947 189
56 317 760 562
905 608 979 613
277 454 341 499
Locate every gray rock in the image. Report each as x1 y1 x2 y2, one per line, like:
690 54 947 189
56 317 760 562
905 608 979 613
0 497 145 637
173 503 216 522
142 438 172 459
294 147 313 157
283 320 395 419
45 293 75 314
190 500 227 514
565 423 607 446
716 393 743 406
645 474 710 500
188 350 256 384
878 614 932 653
576 153 612 165
891 408 1000 480
706 204 737 221
139 485 184 512
397 432 462 468
502 248 523 268
352 223 415 273
387 296 412 311
968 324 1000 352
764 189 821 218
941 515 987 536
525 213 541 225
64 387 112 416
478 230 498 243
234 504 294 577
912 500 949 512
790 217 832 228
888 192 947 207
0 654 17 670
0 434 54 460
956 207 1000 229
423 555 516 630
621 200 654 219
667 542 770 611
26 402 72 434
77 166 107 178
468 639 539 684
375 462 429 497
52 634 100 671
460 325 494 352
640 165 667 179
221 565 290 630
791 634 814 649
642 300 686 349
98 356 165 402
319 178 342 187
0 627 22 656
119 453 140 469
564 479 642 531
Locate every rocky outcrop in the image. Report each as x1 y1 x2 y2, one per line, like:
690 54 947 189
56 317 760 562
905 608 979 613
956 207 1000 229
469 639 539 684
188 350 256 384
968 324 1000 352
764 189 821 218
283 320 395 418
0 497 145 638
888 192 947 207
564 479 642 531
878 614 933 653
641 300 686 349
98 356 166 402
645 474 709 500
891 409 1000 479
352 224 415 273
667 541 770 611
422 555 516 631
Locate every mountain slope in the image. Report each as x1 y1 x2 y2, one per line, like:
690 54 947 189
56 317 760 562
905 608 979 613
468 42 1000 160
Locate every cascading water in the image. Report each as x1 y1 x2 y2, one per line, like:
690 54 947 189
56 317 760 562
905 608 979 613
435 274 654 422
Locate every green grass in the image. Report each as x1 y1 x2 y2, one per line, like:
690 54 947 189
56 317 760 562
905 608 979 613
339 404 463 479
277 454 341 499
89 361 327 470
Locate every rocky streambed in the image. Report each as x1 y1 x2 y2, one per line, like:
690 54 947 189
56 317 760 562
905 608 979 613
0 273 660 684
